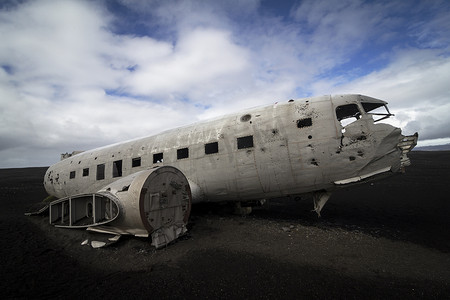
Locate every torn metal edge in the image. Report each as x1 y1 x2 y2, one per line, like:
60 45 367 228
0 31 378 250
334 166 391 185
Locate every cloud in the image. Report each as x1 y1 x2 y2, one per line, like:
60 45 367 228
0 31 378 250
0 1 194 166
0 0 263 167
0 0 117 88
122 28 251 98
0 0 449 167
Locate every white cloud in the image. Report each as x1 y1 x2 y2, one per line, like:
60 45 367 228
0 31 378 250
0 0 199 167
0 0 117 88
123 28 251 98
0 0 449 168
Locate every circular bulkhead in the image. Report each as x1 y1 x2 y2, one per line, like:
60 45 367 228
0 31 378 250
98 166 192 242
139 167 192 234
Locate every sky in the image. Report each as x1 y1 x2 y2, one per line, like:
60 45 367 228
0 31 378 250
0 0 449 168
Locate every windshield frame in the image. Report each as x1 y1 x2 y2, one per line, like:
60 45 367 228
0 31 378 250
361 102 394 122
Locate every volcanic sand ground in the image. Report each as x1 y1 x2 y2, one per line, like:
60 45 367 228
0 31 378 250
1 151 449 299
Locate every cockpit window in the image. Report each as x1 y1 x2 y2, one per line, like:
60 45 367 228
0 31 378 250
361 102 393 122
336 104 361 127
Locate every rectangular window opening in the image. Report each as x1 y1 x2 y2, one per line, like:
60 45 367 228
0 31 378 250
132 157 141 167
113 160 122 177
297 118 312 128
336 104 361 127
153 153 163 164
96 164 105 180
205 142 219 154
237 135 254 149
69 171 76 179
82 168 89 177
177 148 189 160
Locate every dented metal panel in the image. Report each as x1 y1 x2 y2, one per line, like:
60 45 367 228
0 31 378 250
43 94 418 235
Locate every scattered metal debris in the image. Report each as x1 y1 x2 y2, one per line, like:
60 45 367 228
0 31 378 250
91 241 106 249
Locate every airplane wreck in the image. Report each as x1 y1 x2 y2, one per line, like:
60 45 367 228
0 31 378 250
39 94 417 248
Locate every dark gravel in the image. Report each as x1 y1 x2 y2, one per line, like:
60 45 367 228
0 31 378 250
1 151 449 299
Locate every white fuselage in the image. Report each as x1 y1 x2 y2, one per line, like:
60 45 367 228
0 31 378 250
44 94 411 203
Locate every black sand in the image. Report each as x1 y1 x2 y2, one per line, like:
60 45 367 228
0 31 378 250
1 151 449 299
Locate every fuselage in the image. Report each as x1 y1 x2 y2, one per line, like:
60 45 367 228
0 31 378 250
44 94 414 203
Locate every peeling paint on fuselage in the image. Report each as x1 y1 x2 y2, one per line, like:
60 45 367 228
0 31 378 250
44 94 414 204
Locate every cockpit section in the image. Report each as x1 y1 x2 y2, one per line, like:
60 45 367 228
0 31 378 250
333 95 398 145
335 97 394 129
331 94 417 183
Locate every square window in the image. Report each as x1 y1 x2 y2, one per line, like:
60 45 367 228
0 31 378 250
69 171 76 179
336 104 362 127
297 118 312 128
113 160 122 177
83 168 89 177
205 142 219 154
177 148 189 159
96 164 105 180
237 136 254 149
153 153 163 164
132 157 141 167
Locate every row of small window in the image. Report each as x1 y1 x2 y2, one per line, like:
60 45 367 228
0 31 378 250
70 158 140 180
69 120 317 181
69 136 255 180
